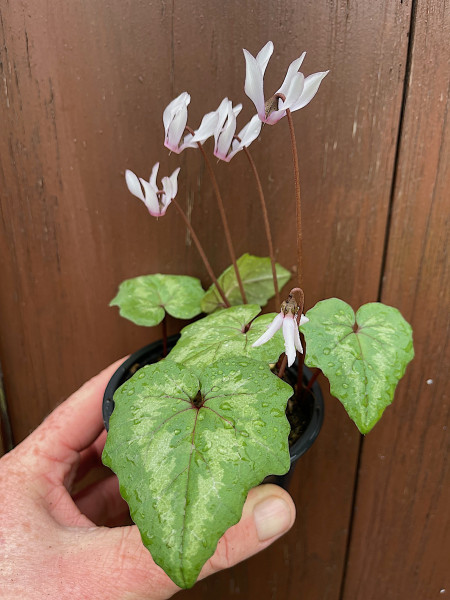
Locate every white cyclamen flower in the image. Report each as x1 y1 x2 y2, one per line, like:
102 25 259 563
163 92 190 153
243 41 329 125
125 163 180 217
163 92 219 153
252 311 309 367
214 98 262 162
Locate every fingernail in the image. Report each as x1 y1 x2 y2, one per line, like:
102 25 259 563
253 496 292 541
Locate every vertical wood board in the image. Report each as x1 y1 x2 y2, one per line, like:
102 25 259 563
342 1 450 598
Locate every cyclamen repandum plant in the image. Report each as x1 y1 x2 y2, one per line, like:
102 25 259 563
105 41 414 589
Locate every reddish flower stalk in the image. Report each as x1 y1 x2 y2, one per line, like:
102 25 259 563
278 354 288 379
171 198 230 308
186 126 247 304
305 368 321 392
285 108 303 288
243 145 280 306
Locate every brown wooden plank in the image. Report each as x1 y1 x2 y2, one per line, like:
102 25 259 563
342 1 450 598
0 1 411 598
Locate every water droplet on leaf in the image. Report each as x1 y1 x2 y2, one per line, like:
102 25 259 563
270 408 283 417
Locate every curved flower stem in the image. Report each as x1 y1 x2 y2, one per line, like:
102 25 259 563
286 109 303 288
191 135 247 304
171 198 230 308
243 146 280 306
289 287 305 314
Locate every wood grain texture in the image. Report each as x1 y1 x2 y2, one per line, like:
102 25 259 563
0 1 412 598
342 1 450 598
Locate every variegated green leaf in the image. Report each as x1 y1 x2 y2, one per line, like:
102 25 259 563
168 304 284 374
110 274 204 326
300 298 414 433
201 253 290 313
102 358 291 588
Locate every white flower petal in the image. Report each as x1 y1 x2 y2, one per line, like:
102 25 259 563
159 199 172 216
162 92 190 133
125 169 145 202
281 72 305 109
191 110 220 143
256 41 274 75
243 48 266 119
265 108 287 125
169 167 180 199
252 312 284 347
165 104 188 150
299 314 309 326
293 316 303 354
161 175 172 200
139 179 160 215
214 98 231 139
217 103 237 159
282 315 297 366
232 103 243 118
179 132 195 151
276 52 306 99
237 113 262 147
149 162 159 191
290 70 329 111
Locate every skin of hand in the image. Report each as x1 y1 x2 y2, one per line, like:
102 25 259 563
0 360 296 600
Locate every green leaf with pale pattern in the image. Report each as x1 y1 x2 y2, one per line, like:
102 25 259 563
102 358 291 588
201 253 291 313
168 304 284 374
300 298 414 433
110 274 205 326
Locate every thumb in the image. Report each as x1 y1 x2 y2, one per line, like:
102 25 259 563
199 483 295 580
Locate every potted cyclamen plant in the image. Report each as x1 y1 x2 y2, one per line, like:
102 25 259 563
102 41 414 589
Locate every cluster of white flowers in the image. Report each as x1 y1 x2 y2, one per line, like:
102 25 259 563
125 41 328 217
124 42 327 359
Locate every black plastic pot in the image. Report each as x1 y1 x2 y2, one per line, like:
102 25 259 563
103 335 324 490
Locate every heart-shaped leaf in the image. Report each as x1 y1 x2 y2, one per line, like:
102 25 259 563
201 253 290 313
110 274 205 326
300 299 414 433
168 304 284 373
102 358 291 589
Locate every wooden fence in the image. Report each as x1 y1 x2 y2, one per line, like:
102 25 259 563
0 1 448 598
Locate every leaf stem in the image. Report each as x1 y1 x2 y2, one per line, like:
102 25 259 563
171 198 230 308
191 134 247 304
243 146 280 306
286 109 303 288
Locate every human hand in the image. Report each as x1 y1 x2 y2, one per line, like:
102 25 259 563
0 360 296 600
